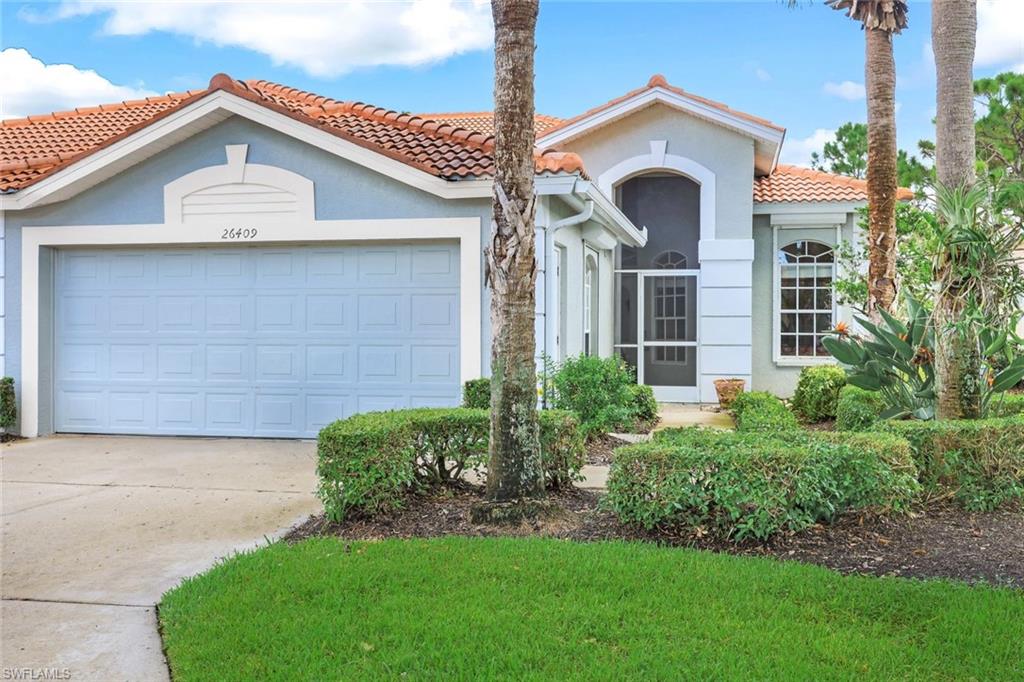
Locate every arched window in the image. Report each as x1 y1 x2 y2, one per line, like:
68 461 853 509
777 240 835 358
653 250 687 270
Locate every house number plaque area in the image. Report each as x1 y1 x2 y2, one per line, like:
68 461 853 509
220 228 259 240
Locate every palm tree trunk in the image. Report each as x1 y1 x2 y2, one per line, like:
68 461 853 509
484 0 544 502
865 26 898 320
932 0 979 419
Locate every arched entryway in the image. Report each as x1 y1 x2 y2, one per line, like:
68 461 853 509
613 171 702 401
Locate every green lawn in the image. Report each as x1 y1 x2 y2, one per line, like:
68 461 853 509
160 537 1023 681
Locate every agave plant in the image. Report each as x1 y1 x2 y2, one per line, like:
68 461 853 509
824 296 1024 421
823 296 937 420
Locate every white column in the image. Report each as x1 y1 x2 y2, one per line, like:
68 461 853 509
698 238 754 402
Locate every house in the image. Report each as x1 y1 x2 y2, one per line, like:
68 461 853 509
0 74 902 439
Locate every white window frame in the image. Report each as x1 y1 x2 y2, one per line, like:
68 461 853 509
772 225 840 366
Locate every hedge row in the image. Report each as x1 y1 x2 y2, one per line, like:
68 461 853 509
730 391 799 433
791 365 846 423
317 408 584 521
835 385 886 432
877 416 1024 511
606 427 918 540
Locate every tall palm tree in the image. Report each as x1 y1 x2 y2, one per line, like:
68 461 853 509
482 0 544 508
828 0 909 320
931 0 979 419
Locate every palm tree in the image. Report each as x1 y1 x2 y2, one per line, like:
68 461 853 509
828 0 909 320
481 0 544 510
931 0 980 419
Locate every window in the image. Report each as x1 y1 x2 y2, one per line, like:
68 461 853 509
583 261 593 355
653 250 687 269
652 252 687 363
777 240 835 358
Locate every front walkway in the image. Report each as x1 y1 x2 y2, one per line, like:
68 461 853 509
1 435 320 681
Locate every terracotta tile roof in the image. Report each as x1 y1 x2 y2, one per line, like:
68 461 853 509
417 112 564 137
539 74 785 141
0 74 585 193
754 164 915 203
0 91 207 192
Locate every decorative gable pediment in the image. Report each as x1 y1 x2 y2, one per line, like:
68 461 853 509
163 144 314 224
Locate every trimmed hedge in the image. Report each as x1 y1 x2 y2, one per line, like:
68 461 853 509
608 428 918 540
989 392 1024 417
0 377 15 432
877 416 1024 511
791 365 846 423
317 408 584 521
835 385 886 432
462 379 490 410
730 391 799 433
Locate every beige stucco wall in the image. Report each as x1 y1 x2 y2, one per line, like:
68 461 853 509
562 102 756 241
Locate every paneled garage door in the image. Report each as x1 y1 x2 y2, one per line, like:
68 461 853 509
54 243 461 438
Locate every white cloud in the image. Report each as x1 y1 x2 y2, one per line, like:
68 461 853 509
975 0 1024 71
823 80 865 101
754 67 772 83
46 0 494 78
0 48 157 119
781 128 836 167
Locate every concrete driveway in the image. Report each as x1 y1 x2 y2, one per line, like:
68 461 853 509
1 435 320 681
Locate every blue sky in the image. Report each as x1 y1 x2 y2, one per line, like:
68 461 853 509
2 1 1023 166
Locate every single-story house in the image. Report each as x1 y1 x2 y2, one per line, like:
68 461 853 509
0 73 900 439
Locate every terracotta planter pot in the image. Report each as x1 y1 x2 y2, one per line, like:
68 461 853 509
713 378 746 409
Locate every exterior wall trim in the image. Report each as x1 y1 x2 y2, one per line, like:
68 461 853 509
19 216 482 437
596 141 717 243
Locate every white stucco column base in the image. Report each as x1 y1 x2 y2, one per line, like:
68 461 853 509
698 239 754 403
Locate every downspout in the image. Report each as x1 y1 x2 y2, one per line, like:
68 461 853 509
541 187 594 406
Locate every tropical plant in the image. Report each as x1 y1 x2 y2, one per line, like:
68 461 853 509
931 0 978 419
827 0 908 320
823 298 937 420
482 0 544 506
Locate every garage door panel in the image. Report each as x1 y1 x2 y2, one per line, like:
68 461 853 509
206 295 252 332
411 345 458 384
55 243 460 438
110 344 153 381
110 391 152 429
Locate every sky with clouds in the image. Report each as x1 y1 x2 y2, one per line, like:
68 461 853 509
2 0 1022 167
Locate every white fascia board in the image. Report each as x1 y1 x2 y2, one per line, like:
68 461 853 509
575 180 647 247
753 200 864 215
538 87 784 153
0 91 497 211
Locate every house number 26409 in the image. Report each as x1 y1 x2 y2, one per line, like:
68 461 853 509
221 228 259 240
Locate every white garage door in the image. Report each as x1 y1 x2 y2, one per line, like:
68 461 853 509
54 243 461 438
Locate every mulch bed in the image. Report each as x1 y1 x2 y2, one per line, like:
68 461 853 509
585 434 624 465
287 486 1024 589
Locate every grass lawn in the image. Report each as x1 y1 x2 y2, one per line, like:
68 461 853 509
160 537 1023 681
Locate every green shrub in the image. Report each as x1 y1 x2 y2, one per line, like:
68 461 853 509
877 416 1024 511
462 378 490 409
988 392 1024 417
835 385 886 431
538 410 586 489
317 408 584 520
791 365 846 423
628 383 659 428
608 428 918 540
547 354 644 438
0 377 15 432
730 391 799 433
